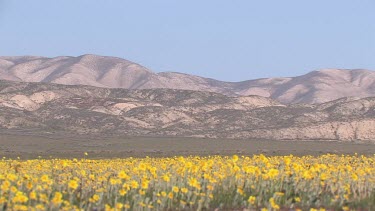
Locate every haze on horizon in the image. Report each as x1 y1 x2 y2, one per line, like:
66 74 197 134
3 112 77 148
0 0 374 82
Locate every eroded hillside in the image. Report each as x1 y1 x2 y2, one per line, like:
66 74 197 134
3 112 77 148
1 80 375 141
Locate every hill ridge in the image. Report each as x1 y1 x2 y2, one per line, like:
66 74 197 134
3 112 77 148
1 55 374 103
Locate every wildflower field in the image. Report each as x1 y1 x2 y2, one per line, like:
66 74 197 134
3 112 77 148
0 154 374 210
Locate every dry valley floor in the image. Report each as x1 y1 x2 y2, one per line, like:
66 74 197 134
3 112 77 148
1 135 374 159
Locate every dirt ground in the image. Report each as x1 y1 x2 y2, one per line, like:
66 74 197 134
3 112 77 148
0 134 374 159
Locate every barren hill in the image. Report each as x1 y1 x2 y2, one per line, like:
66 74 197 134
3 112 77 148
1 55 374 103
1 80 375 142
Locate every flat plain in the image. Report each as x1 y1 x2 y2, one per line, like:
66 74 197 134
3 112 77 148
1 134 374 159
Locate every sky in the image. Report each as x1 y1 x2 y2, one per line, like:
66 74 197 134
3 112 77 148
0 0 374 82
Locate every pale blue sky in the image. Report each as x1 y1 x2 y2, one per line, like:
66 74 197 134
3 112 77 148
0 0 374 81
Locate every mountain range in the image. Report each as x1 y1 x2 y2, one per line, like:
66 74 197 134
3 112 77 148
1 80 375 141
1 54 375 104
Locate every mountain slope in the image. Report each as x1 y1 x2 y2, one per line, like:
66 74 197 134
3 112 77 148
1 80 375 141
1 55 374 103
